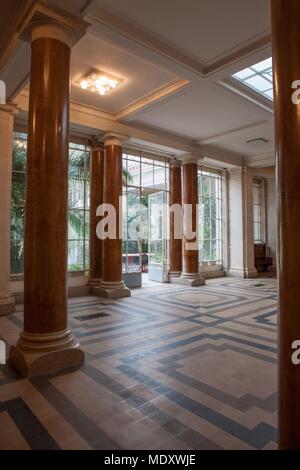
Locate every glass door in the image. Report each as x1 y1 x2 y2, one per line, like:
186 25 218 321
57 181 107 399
148 190 168 282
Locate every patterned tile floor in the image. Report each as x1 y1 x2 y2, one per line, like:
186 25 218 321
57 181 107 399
0 277 277 450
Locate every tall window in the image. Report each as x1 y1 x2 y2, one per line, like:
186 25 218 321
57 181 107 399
11 132 27 275
68 142 90 272
10 133 90 275
122 153 169 273
198 169 223 265
253 179 264 244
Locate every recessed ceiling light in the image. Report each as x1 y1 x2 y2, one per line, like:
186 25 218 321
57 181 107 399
79 71 121 96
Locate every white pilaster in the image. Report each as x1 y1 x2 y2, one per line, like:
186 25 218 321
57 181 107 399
227 167 257 278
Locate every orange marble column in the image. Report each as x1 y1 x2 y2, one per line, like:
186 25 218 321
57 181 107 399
97 135 130 299
272 0 300 449
169 161 182 279
179 157 205 287
10 22 84 377
89 143 104 287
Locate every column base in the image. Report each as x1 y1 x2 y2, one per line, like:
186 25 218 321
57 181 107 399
0 296 15 316
9 329 84 378
94 281 131 299
88 278 101 288
168 271 182 283
172 273 206 287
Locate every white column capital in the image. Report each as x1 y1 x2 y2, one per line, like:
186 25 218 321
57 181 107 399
90 138 103 152
170 159 182 168
19 3 90 47
103 132 128 147
180 153 201 165
30 21 74 47
0 103 19 116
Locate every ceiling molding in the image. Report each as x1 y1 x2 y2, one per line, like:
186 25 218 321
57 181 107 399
87 5 205 77
197 120 268 146
245 152 275 168
87 3 271 81
203 32 271 75
114 78 190 121
218 78 274 115
14 88 243 166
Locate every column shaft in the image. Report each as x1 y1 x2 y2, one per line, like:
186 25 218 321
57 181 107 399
89 146 104 286
272 0 300 449
179 161 205 286
169 162 182 277
97 138 130 299
0 105 16 316
10 29 84 377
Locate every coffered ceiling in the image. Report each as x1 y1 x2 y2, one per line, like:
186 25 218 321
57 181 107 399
0 0 274 167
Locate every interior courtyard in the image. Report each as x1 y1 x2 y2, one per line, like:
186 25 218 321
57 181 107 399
0 0 298 452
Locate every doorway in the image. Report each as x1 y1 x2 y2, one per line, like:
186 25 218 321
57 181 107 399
122 153 169 288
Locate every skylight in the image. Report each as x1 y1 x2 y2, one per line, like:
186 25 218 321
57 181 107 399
232 57 273 101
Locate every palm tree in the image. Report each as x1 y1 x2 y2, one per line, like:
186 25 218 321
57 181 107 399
11 140 135 274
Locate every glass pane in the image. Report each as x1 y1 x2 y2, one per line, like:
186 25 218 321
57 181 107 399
204 218 210 239
68 210 85 239
153 165 166 190
11 207 25 241
12 173 26 207
202 197 210 219
202 240 211 262
84 241 90 270
13 144 27 171
252 57 272 72
211 240 217 261
253 205 260 222
142 162 154 188
127 158 140 186
68 178 85 209
85 180 90 210
11 241 24 275
69 149 85 179
201 175 210 195
68 240 84 271
211 198 217 219
127 187 141 240
233 68 255 80
211 219 216 239
126 241 141 272
85 150 90 178
85 211 90 238
245 75 271 92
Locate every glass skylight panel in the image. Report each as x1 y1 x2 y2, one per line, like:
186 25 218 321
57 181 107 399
232 57 273 101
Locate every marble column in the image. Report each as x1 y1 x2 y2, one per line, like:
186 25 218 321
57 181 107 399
96 134 130 299
179 157 205 287
89 143 104 288
168 160 182 280
10 22 84 377
272 0 300 449
0 104 17 316
227 167 257 278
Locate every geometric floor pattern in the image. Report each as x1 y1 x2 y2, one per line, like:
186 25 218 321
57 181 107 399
0 277 277 450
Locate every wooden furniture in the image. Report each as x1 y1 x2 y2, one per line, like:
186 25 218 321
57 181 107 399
254 243 272 272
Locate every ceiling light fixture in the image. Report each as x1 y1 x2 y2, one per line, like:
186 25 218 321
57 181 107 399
79 71 121 96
